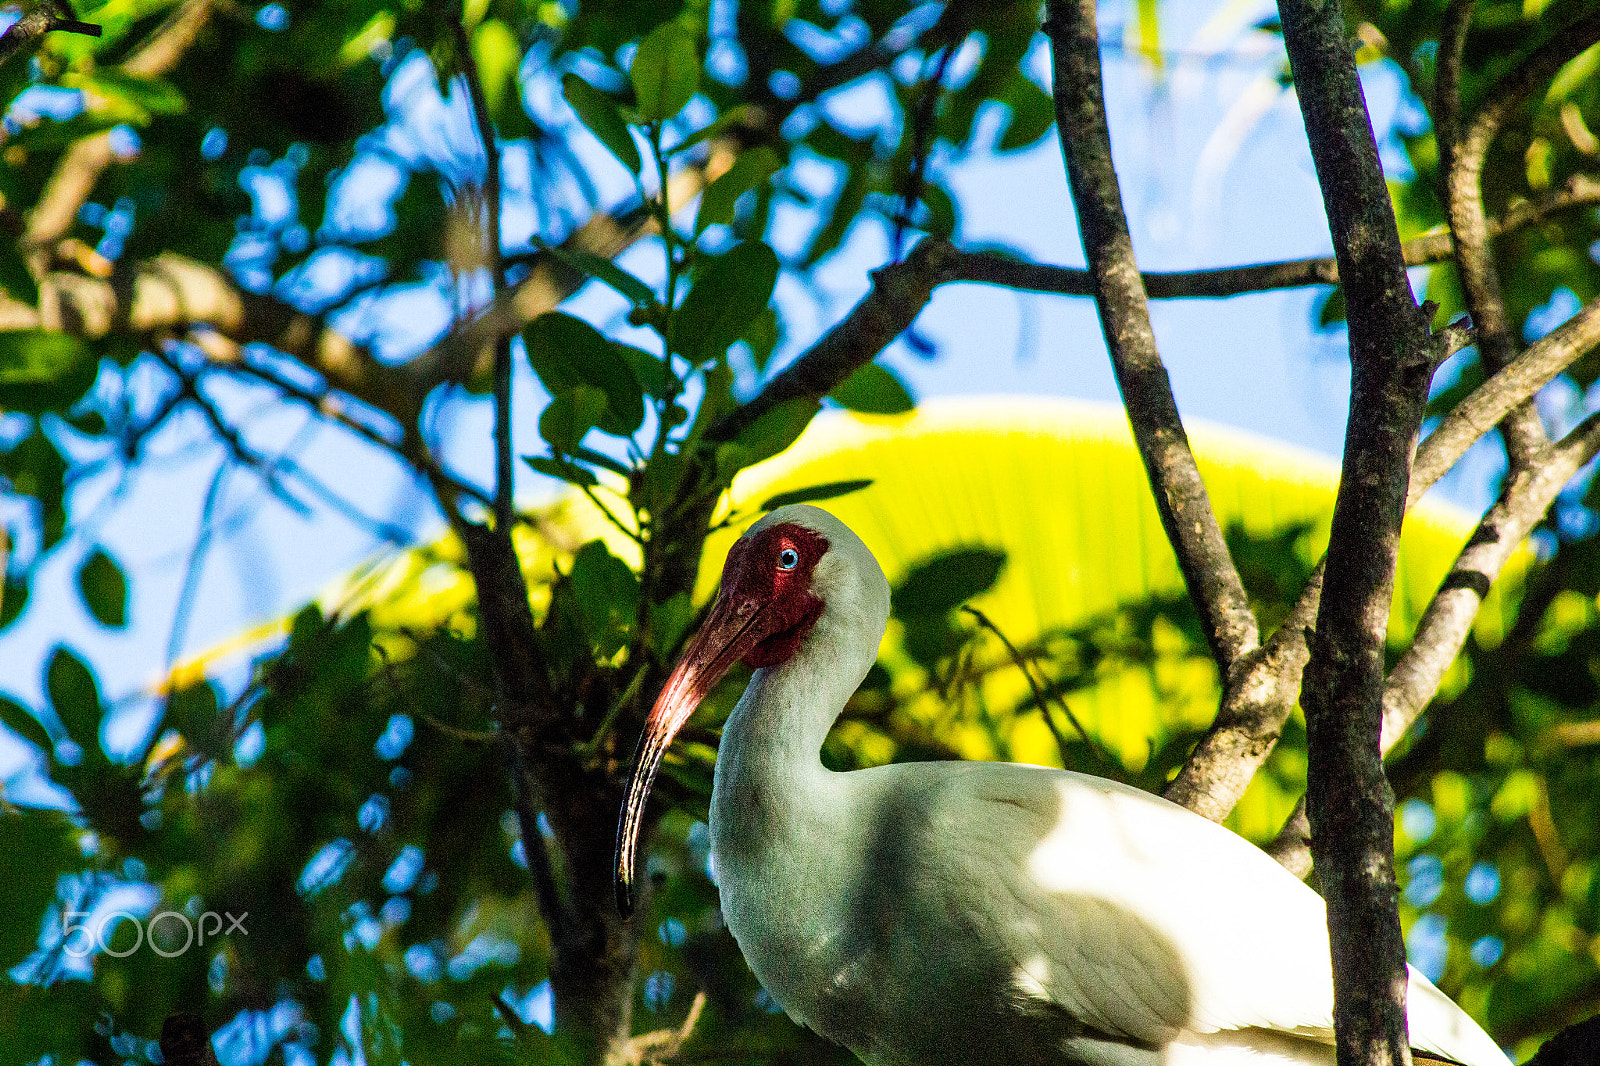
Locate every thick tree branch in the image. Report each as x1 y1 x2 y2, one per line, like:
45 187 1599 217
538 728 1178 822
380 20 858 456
1187 295 1595 830
1044 0 1259 675
1278 0 1443 1060
1445 5 1600 466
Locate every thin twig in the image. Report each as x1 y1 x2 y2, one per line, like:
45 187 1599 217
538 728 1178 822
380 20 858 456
503 734 571 955
165 464 230 669
962 606 1116 773
622 989 708 1064
451 13 514 532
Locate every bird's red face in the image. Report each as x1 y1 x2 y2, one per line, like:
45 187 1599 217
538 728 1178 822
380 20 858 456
615 522 829 915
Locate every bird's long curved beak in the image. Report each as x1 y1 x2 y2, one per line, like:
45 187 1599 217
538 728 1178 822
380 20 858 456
615 587 768 917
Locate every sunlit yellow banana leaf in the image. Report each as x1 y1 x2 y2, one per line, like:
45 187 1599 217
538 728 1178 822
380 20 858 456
168 397 1526 840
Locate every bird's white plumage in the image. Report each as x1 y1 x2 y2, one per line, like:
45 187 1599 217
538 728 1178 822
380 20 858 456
704 506 1509 1066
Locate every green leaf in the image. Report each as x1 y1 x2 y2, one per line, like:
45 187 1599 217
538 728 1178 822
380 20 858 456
741 306 779 372
523 454 598 487
84 69 187 117
561 73 642 174
801 166 868 268
1317 287 1347 329
522 312 644 436
636 448 687 516
893 547 1008 617
760 479 874 511
997 74 1055 152
675 241 779 364
568 540 640 658
0 574 27 631
472 19 531 137
664 103 757 157
919 183 957 240
0 243 37 304
0 696 52 754
45 647 101 755
0 809 80 968
75 549 127 628
829 363 915 415
0 332 96 414
615 343 675 398
728 396 819 468
163 682 227 759
649 592 693 657
630 21 699 122
695 147 781 234
539 385 608 454
535 236 658 311
574 445 635 478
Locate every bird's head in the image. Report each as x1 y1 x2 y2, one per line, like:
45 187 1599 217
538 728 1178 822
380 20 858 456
614 504 888 916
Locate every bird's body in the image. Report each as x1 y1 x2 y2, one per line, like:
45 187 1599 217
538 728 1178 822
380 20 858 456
619 505 1511 1066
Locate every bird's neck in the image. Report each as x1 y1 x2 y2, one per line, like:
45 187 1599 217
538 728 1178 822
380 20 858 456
711 600 884 852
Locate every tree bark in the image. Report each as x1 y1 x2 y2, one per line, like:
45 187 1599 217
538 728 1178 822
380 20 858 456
1277 0 1446 1061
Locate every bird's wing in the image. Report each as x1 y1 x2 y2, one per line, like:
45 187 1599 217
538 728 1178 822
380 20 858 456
875 761 1324 1046
896 762 1509 1066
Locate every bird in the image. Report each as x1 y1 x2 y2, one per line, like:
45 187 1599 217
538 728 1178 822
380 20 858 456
615 504 1511 1066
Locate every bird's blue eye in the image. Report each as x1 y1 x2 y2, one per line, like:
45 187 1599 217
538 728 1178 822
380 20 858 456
777 547 800 570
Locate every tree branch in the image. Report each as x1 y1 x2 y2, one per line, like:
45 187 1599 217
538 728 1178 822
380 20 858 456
1412 294 1600 499
1278 0 1442 1060
1179 293 1594 828
1384 412 1600 750
1271 409 1600 877
1444 4 1600 467
709 237 958 443
1044 0 1259 675
451 14 514 532
945 173 1600 299
0 3 100 69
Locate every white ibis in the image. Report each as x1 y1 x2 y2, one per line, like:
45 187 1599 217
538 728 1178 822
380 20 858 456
616 504 1510 1066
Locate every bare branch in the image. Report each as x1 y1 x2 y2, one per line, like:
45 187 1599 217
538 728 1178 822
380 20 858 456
451 14 514 531
1278 0 1443 1057
1186 293 1593 833
1412 295 1600 502
1163 586 1319 819
1272 412 1600 876
505 735 572 954
1044 0 1259 674
946 174 1600 299
1387 412 1600 745
0 5 100 69
1446 5 1600 466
